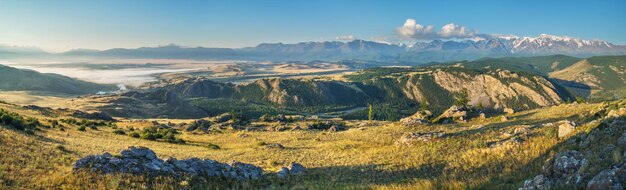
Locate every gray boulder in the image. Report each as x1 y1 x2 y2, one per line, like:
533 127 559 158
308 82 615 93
74 146 264 180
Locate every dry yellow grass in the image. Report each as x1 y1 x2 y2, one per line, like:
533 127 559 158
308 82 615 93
0 101 610 189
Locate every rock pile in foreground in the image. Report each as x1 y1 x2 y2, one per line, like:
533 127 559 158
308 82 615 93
74 146 265 180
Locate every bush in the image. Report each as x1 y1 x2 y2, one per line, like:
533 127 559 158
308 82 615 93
77 126 86 132
0 109 41 131
136 126 185 144
129 132 140 138
112 129 126 135
140 133 157 141
207 143 221 150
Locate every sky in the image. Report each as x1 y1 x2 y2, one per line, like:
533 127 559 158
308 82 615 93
0 0 625 52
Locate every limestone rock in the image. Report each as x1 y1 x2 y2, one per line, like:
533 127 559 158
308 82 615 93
557 120 577 138
74 146 264 180
437 105 470 123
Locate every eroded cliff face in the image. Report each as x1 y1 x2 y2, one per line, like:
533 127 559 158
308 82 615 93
431 69 563 110
171 68 566 111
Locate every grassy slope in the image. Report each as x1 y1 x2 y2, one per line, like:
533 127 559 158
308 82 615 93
1 99 617 189
0 64 117 95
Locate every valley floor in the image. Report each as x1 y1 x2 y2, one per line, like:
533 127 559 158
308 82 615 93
0 101 622 189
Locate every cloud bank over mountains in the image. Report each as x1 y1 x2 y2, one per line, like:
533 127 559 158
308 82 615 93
396 19 478 40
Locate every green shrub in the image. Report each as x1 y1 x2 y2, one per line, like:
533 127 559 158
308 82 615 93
77 126 86 132
140 133 157 141
207 143 221 150
112 129 126 135
129 132 140 138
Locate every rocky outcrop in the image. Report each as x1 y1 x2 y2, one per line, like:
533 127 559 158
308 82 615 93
520 150 588 190
400 110 433 126
435 105 472 123
432 70 563 110
73 146 263 180
586 162 626 190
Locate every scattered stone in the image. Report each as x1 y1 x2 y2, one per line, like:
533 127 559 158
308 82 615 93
73 146 264 180
504 108 515 114
265 143 285 149
557 120 577 138
397 132 446 146
400 110 433 126
500 116 508 122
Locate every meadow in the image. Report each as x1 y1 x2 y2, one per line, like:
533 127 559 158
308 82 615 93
0 101 615 189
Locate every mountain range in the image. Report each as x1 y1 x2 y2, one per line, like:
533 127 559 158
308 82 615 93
3 34 625 63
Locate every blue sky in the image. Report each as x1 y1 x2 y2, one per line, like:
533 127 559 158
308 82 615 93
0 0 624 52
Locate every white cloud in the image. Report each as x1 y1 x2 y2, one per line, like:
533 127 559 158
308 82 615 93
335 35 356 41
396 19 477 40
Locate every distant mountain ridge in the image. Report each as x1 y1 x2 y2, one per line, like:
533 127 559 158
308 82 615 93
53 34 625 62
3 34 625 63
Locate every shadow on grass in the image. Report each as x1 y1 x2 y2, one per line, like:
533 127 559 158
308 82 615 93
274 162 447 188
